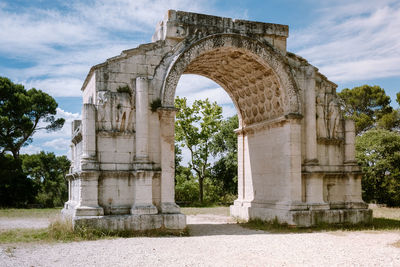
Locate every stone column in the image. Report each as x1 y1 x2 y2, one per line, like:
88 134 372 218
344 119 357 164
131 171 158 215
80 104 97 170
131 76 157 215
158 107 180 213
288 116 303 203
70 144 75 173
303 66 318 164
345 173 367 209
135 77 149 162
236 130 245 201
75 172 104 216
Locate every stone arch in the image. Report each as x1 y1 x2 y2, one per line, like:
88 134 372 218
161 34 301 126
64 11 371 230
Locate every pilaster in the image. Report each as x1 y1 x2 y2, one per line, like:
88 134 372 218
81 103 98 170
303 66 318 164
75 172 104 216
135 77 150 162
158 107 180 213
344 119 357 164
131 171 158 215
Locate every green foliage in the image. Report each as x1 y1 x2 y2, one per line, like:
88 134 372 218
377 109 400 130
175 165 199 204
175 97 223 203
210 115 239 195
0 77 65 158
338 85 393 134
150 98 162 112
356 129 400 206
116 85 131 95
0 154 35 207
397 92 400 106
21 152 70 208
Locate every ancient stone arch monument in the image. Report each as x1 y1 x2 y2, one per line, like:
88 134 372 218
63 10 372 230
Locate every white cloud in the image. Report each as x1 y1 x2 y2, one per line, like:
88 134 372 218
43 138 71 151
176 74 237 118
20 144 42 155
290 0 400 83
24 108 80 156
33 108 80 140
23 78 84 97
71 0 212 33
0 1 216 98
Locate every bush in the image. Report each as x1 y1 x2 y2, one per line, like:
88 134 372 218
356 129 400 206
175 179 199 204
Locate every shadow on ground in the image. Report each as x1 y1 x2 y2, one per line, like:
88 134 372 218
188 223 266 236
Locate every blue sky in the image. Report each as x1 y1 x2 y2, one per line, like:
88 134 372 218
1 0 399 157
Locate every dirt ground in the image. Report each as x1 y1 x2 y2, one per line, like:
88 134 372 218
1 211 400 266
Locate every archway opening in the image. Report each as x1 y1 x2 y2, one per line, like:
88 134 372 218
174 74 239 206
169 45 299 211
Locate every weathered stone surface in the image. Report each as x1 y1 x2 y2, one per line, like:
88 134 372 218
63 10 371 230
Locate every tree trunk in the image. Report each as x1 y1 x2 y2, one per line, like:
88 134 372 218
199 176 204 204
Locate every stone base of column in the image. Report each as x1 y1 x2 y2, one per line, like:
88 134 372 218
230 200 372 227
62 205 104 217
160 202 181 214
80 159 99 171
130 204 158 215
71 213 186 231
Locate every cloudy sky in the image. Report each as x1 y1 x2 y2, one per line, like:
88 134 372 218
1 0 399 156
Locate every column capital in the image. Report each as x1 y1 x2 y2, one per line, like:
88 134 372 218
157 107 178 119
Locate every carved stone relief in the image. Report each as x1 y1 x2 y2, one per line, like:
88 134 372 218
316 82 342 140
161 34 301 120
97 91 134 133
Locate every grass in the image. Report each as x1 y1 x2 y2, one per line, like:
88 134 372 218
0 208 61 218
371 206 400 220
0 216 189 244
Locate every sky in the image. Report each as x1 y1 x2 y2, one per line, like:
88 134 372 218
1 0 399 157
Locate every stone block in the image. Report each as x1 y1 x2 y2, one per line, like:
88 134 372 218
131 204 158 215
163 213 186 229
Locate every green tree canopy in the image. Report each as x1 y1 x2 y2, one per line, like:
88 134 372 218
0 77 65 158
356 129 400 206
210 115 239 195
175 96 223 203
0 154 35 207
21 152 70 208
397 92 400 106
338 85 393 134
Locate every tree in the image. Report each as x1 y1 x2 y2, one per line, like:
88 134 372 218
210 115 239 195
175 97 222 203
377 109 400 130
338 85 393 134
21 152 70 207
356 129 400 206
0 154 35 207
397 92 400 106
0 77 65 158
376 91 400 131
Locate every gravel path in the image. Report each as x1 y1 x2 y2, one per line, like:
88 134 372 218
1 215 400 266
